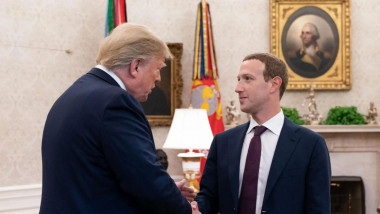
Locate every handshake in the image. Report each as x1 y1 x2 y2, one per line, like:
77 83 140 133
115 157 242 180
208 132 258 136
176 179 202 214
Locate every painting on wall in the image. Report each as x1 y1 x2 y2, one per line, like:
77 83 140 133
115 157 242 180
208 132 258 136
270 0 351 90
140 43 183 126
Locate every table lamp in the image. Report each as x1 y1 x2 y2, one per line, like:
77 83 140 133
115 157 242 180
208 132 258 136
163 108 213 193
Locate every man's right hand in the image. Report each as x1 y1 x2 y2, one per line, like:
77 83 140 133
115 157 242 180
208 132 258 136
191 201 202 214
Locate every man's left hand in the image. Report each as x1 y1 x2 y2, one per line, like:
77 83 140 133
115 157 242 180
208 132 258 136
176 179 196 202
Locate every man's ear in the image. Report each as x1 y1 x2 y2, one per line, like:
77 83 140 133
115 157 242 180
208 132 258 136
270 76 282 93
129 59 140 78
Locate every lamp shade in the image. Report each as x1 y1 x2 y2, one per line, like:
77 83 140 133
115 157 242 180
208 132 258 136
163 109 213 150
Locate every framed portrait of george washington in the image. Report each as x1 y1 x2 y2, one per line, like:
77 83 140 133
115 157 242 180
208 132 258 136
140 43 183 126
270 0 351 90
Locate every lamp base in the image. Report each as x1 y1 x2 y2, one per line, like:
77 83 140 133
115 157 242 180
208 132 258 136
178 151 205 194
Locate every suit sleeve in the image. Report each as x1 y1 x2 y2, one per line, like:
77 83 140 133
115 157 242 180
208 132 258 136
304 135 331 214
100 93 191 214
195 136 220 214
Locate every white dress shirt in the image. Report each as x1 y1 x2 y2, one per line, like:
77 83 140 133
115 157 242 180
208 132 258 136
238 110 284 214
95 65 126 91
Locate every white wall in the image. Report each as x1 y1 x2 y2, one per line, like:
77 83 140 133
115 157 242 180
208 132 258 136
0 0 379 186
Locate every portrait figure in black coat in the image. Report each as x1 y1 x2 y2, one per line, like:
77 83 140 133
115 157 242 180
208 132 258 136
282 7 340 79
288 23 331 74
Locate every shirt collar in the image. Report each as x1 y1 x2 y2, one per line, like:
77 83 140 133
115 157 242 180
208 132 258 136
95 65 126 91
300 43 320 54
247 110 284 136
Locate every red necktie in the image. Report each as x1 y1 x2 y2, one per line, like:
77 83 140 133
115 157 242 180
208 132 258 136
239 126 267 214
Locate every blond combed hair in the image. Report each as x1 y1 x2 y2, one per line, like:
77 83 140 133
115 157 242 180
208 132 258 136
96 23 171 70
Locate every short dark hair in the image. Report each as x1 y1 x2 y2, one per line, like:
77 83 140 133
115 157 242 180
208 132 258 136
243 53 288 99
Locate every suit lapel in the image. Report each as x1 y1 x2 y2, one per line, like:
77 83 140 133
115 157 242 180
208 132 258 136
263 118 300 202
227 122 250 209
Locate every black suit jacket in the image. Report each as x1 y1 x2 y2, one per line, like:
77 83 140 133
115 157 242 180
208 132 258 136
40 68 191 214
195 117 331 214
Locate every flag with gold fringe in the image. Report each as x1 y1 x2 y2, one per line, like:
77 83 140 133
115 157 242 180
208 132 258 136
105 0 127 36
191 0 224 180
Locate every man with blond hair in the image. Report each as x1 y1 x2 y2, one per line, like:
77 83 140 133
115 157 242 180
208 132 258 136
40 23 196 214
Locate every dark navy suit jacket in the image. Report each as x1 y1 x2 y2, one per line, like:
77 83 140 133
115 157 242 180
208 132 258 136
40 68 191 214
195 118 331 214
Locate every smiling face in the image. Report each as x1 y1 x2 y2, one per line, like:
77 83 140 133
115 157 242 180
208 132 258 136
130 57 166 102
235 59 272 116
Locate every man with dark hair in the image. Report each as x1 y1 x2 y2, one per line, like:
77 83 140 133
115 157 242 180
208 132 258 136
194 53 331 214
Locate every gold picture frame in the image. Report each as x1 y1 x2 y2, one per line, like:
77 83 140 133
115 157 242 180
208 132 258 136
270 0 351 90
140 43 183 126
